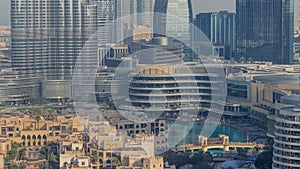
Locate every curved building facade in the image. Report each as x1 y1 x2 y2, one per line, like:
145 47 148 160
0 72 41 105
273 107 300 169
138 37 183 64
120 63 225 116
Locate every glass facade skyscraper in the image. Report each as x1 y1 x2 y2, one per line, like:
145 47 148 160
137 0 154 26
11 0 117 80
116 0 153 43
153 0 193 61
236 0 294 64
11 0 91 80
154 0 193 43
195 11 236 59
195 13 212 41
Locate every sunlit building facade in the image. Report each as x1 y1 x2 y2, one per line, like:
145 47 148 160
11 0 87 80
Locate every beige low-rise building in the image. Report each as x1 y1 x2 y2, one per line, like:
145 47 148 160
0 114 84 150
117 156 164 169
0 154 4 169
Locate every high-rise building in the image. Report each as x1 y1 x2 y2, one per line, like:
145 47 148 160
10 0 118 103
116 0 138 42
91 0 117 44
153 0 193 61
11 0 118 80
236 0 294 64
195 13 212 41
116 0 153 43
137 0 154 26
195 11 236 59
11 0 94 80
273 96 300 169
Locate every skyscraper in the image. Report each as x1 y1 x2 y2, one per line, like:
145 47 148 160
273 96 300 169
236 0 294 64
195 13 212 41
11 0 91 80
91 0 117 44
153 0 193 61
116 0 153 43
116 0 137 42
11 0 118 80
195 11 236 59
137 0 154 26
10 0 118 103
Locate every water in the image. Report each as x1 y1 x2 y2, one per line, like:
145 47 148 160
167 121 247 146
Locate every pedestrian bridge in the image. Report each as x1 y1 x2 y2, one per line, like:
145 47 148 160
173 134 265 152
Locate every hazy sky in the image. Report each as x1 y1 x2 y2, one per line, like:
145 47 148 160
0 0 235 26
0 0 298 26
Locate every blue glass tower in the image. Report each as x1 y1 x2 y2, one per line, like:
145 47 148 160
195 11 236 59
236 0 294 64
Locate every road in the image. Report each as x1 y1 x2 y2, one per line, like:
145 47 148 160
214 162 223 169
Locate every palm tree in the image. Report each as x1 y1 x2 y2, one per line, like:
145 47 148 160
48 152 57 169
90 150 98 164
38 162 45 169
32 107 43 117
32 107 43 129
112 157 121 166
44 108 56 120
35 115 41 130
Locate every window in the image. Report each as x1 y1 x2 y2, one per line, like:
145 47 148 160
61 126 67 132
8 127 14 131
1 128 6 134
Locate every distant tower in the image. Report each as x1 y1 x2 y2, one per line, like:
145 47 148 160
195 11 236 59
153 0 193 61
236 0 294 64
10 0 97 80
137 0 154 27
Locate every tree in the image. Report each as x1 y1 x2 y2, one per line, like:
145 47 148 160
237 148 248 159
48 152 57 169
192 162 210 169
32 107 43 116
161 150 190 167
32 107 44 129
44 108 56 120
8 163 18 169
38 162 45 169
40 146 47 155
20 148 26 159
203 152 213 163
48 152 56 162
19 163 26 169
7 149 18 160
112 157 121 166
11 142 21 150
255 149 273 169
90 150 98 164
